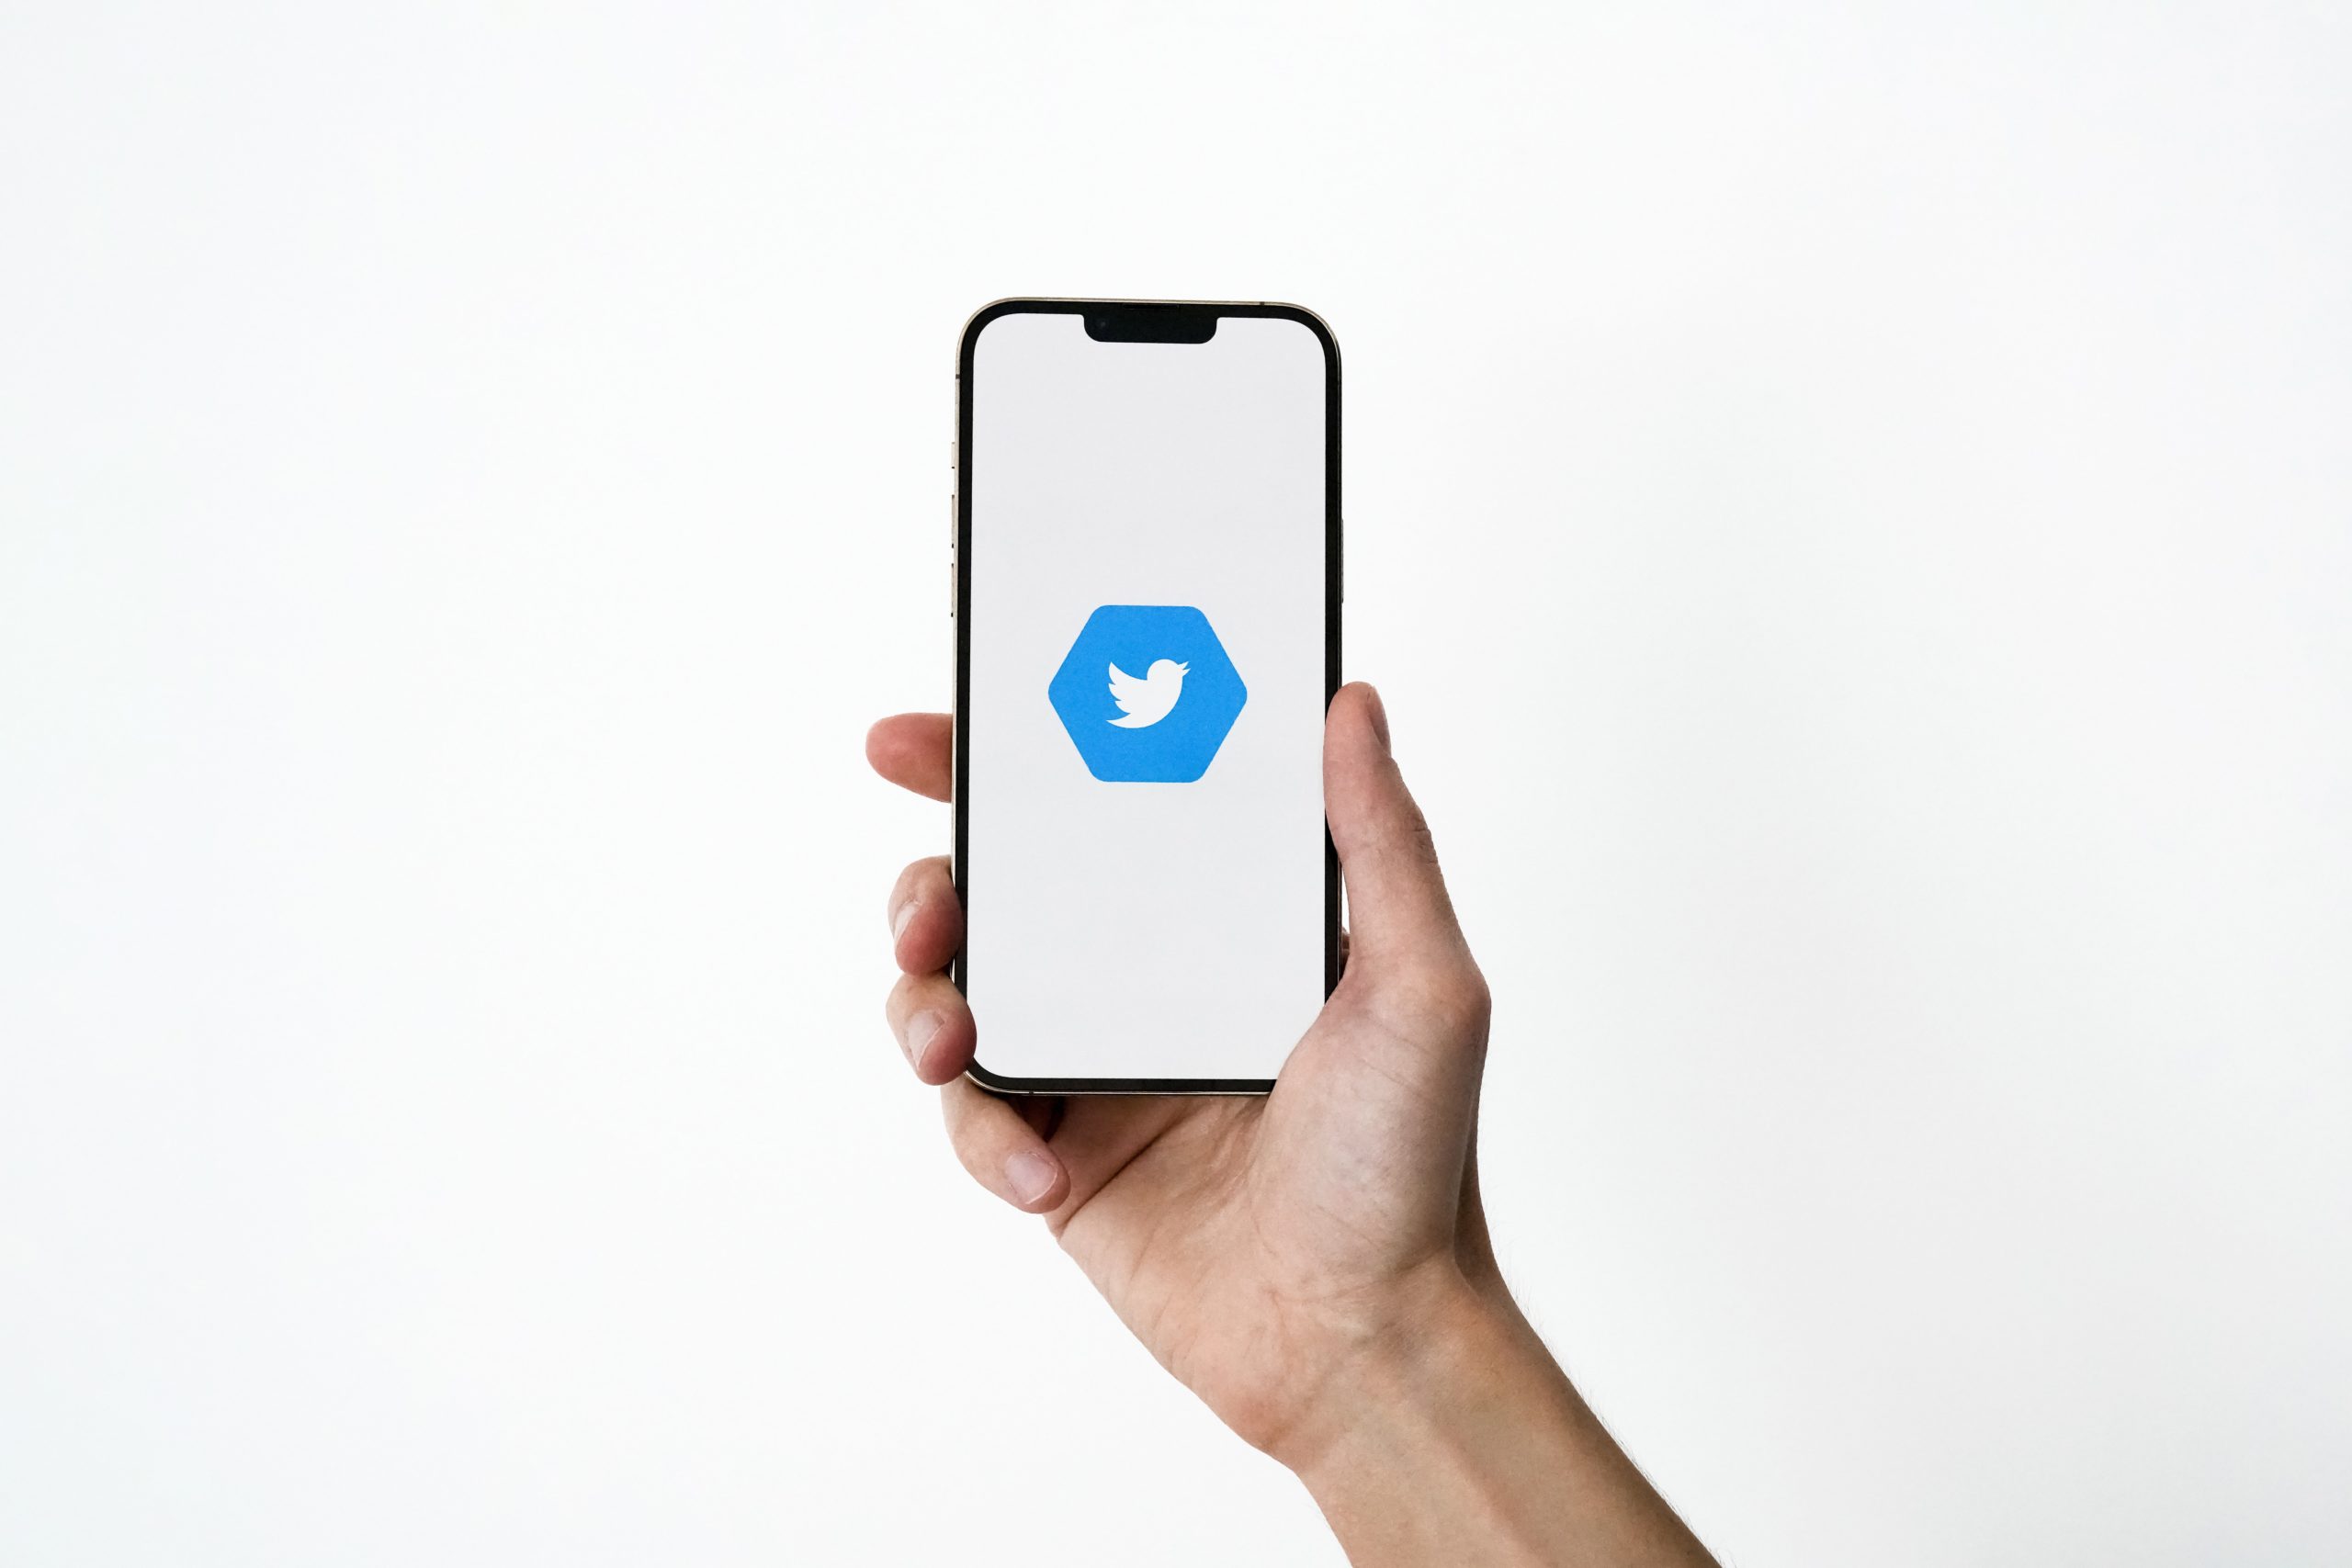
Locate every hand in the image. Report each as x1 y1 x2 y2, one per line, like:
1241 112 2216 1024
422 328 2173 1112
870 684 1491 1443
870 684 1715 1566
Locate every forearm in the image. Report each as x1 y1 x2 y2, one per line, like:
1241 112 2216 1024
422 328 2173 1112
1282 1276 1717 1568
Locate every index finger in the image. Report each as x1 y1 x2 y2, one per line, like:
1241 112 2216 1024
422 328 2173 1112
866 713 951 801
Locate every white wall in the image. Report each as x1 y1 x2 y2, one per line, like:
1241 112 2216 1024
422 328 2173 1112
3 5 2346 1563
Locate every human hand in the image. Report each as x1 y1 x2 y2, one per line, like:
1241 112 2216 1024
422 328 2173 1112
870 683 1493 1445
871 684 1714 1565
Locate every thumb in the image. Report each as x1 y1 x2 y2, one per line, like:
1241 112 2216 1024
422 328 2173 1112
1324 683 1476 979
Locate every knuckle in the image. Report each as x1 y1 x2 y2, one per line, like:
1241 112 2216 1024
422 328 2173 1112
1459 969 1493 1032
1367 803 1438 869
1401 808 1439 867
1432 964 1491 1034
1383 960 1489 1039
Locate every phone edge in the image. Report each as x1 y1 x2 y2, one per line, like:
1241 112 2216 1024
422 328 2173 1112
953 297 1341 1097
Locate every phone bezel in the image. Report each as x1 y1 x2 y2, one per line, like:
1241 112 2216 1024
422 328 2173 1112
952 298 1342 1096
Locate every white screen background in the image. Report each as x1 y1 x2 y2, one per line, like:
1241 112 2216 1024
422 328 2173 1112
964 310 1328 1081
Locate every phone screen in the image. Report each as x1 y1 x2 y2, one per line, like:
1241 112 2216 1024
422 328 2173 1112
956 303 1336 1089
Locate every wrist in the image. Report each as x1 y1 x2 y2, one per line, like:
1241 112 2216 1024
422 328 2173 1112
1275 1266 1717 1568
1271 1262 1535 1483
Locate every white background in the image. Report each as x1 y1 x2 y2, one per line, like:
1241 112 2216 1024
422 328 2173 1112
3 5 2347 1564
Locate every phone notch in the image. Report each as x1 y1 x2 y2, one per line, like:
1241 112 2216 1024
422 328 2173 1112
1082 304 1219 344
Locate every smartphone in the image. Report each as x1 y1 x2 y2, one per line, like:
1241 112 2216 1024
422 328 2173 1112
953 299 1340 1094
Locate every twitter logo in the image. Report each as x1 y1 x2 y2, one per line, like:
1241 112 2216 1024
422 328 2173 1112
1107 660 1189 728
1047 606 1247 783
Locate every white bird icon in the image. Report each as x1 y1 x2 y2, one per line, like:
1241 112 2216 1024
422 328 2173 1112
1107 659 1189 728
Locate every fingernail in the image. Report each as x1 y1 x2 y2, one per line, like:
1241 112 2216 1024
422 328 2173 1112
1364 685 1390 753
1005 1149 1059 1207
891 899 919 942
904 1010 943 1073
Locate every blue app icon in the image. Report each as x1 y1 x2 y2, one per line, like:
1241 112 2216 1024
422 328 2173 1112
1047 605 1248 783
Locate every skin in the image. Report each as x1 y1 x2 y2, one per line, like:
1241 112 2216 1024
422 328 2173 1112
872 682 1719 1566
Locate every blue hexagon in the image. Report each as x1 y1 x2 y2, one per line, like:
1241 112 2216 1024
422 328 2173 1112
1046 605 1248 783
